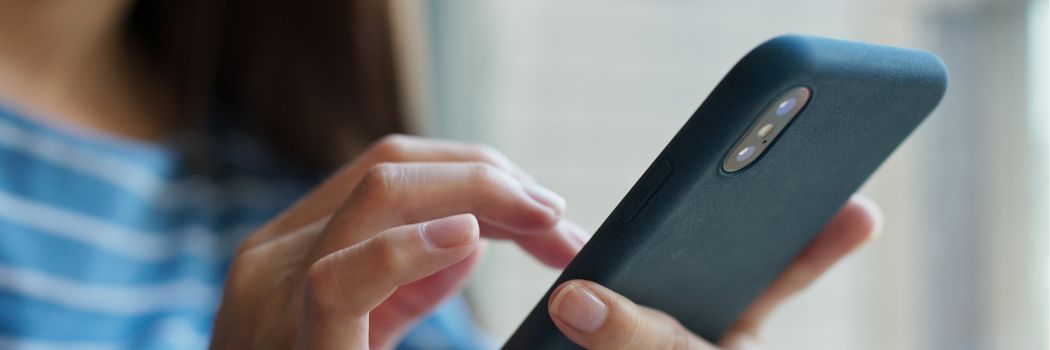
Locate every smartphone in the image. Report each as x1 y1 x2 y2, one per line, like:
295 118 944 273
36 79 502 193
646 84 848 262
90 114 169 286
503 35 947 349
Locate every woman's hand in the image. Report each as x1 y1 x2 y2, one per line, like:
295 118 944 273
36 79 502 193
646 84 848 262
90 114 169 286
546 195 882 350
210 135 587 350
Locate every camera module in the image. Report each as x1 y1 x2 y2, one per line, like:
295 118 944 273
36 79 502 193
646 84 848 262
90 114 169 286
722 86 811 173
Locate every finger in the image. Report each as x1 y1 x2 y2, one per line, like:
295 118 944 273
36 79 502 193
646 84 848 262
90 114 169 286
723 194 882 342
355 135 540 185
478 219 587 268
247 135 558 248
295 214 479 350
369 242 487 349
548 280 717 350
241 215 332 270
215 215 332 339
306 162 562 263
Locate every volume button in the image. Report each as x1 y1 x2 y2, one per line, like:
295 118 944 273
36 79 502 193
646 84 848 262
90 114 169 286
617 158 672 223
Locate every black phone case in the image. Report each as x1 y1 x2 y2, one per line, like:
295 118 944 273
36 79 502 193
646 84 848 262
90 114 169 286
503 35 947 349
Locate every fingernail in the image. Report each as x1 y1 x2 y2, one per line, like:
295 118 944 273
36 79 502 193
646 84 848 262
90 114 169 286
421 214 479 248
550 282 607 333
851 194 884 240
524 183 567 214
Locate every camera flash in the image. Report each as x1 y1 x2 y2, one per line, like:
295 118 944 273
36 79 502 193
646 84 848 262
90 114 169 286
757 123 774 137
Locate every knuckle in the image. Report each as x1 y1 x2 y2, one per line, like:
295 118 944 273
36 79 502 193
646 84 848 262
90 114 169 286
230 247 259 271
470 144 504 164
621 313 648 350
303 255 342 310
356 163 403 203
236 225 277 253
609 298 650 350
370 134 411 161
223 255 253 290
465 162 504 188
367 236 406 274
465 163 513 202
226 243 277 290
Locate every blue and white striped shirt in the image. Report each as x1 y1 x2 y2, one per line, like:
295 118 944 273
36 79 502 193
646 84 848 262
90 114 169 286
0 104 489 349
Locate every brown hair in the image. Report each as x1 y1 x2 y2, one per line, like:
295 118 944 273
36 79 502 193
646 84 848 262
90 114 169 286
125 0 404 172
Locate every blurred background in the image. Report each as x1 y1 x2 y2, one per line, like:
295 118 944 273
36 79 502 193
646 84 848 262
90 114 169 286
390 1 1048 349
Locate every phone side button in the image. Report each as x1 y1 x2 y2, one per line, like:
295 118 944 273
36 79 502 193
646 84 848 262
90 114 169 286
618 158 672 223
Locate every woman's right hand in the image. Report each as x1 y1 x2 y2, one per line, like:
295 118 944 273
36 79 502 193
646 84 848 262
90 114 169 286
209 135 587 350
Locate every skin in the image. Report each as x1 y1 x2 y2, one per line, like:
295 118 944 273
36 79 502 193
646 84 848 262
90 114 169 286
0 2 883 349
0 1 173 141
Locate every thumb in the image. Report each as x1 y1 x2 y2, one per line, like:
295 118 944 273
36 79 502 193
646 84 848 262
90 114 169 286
368 241 486 349
548 280 717 350
295 214 479 350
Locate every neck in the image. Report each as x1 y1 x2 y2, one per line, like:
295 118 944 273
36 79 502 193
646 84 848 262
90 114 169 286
0 1 172 141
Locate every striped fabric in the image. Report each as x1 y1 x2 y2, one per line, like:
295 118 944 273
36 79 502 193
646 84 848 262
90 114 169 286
0 104 490 349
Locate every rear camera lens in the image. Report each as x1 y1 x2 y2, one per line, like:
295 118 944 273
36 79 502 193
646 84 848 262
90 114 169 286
775 97 797 116
735 146 756 162
757 123 774 137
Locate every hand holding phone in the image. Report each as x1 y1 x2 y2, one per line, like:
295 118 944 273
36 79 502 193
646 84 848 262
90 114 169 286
542 196 880 349
505 35 947 349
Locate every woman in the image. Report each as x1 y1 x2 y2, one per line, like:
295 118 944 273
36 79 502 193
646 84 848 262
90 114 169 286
0 1 880 349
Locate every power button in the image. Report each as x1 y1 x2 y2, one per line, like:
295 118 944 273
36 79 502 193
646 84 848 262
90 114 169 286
617 158 672 223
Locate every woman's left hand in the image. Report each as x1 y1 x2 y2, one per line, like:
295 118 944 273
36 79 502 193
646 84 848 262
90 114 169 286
546 195 882 350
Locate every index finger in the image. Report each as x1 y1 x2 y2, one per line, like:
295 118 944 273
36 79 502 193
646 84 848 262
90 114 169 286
244 135 554 249
304 162 564 265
